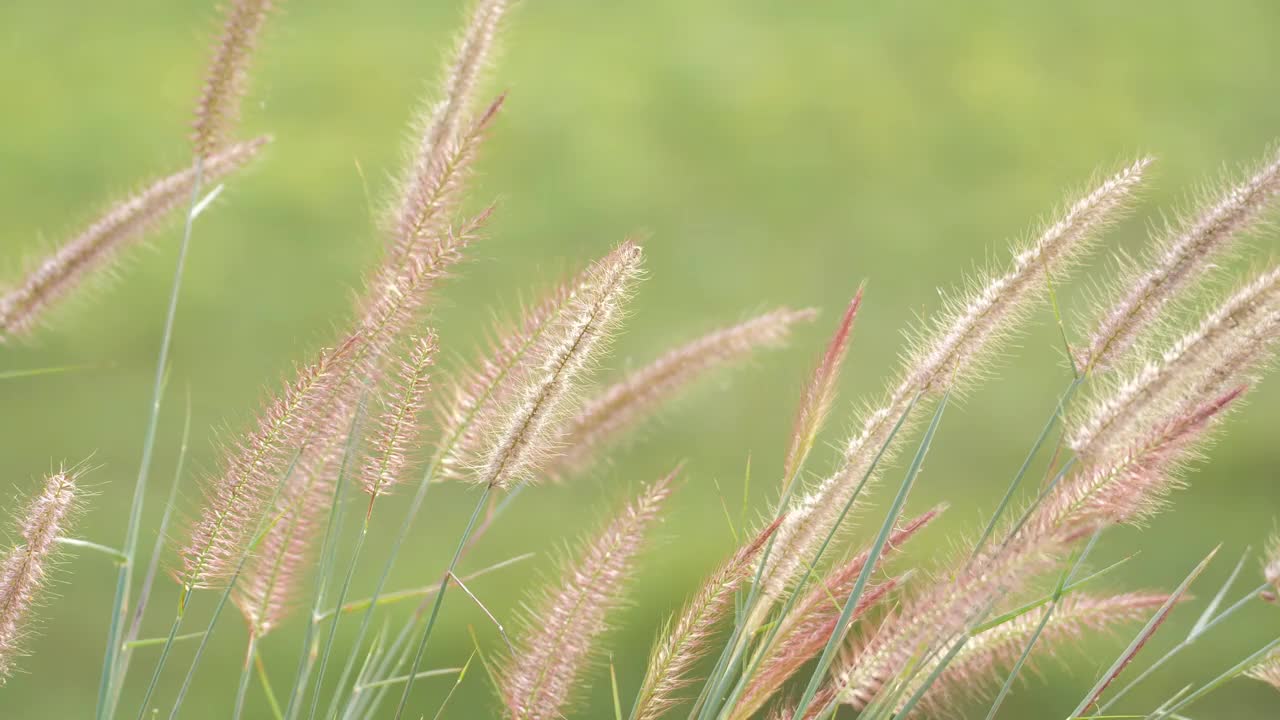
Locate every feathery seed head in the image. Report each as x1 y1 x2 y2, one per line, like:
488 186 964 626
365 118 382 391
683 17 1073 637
192 0 276 157
1070 267 1280 462
733 509 941 719
0 138 270 341
765 159 1150 604
179 337 356 590
1042 385 1246 542
1247 649 1280 691
0 470 80 683
233 442 338 636
633 517 785 720
901 592 1169 716
501 468 675 719
782 290 862 489
1261 534 1280 603
360 334 439 498
904 157 1152 397
391 0 506 230
554 306 815 479
462 241 644 490
1081 145 1280 370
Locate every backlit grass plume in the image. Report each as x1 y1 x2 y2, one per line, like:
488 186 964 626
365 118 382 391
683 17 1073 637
456 241 645 489
905 592 1169 716
1080 145 1280 370
232 442 337 638
0 470 79 683
179 337 356 591
554 306 816 479
781 290 862 490
1071 266 1280 464
731 509 941 720
764 158 1152 602
632 517 785 720
0 137 269 342
192 0 276 157
501 468 675 719
360 334 439 499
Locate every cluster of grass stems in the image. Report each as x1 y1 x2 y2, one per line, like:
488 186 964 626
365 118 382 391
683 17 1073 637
2 1 1280 719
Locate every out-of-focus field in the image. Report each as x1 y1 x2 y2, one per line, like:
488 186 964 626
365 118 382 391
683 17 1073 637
2 0 1279 717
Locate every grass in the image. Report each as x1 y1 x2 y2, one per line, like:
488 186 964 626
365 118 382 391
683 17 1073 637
2 1 1280 717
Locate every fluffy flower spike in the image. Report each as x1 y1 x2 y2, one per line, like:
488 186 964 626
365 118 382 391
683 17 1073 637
0 470 80 683
360 333 440 499
179 336 356 590
462 241 645 490
553 306 816 479
501 468 675 719
1081 145 1280 370
782 289 862 490
192 0 276 157
632 517 786 720
0 138 270 341
764 159 1151 603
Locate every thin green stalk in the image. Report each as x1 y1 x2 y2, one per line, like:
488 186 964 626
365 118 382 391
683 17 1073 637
98 156 205 720
316 552 533 622
285 402 365 720
347 487 526 720
114 393 193 710
393 485 492 719
1147 636 1280 720
257 651 286 720
971 377 1081 561
233 632 259 720
356 668 462 691
134 606 187 718
703 396 921 720
981 533 1101 720
1070 548 1218 718
125 632 206 650
1098 579 1269 713
161 440 325 719
431 652 475 720
309 500 376 720
791 390 950 719
0 363 97 381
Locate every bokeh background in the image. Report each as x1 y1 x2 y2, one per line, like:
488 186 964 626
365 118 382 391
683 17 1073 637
2 0 1279 717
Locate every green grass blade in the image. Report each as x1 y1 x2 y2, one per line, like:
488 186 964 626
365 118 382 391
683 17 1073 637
98 158 206 720
790 389 950 719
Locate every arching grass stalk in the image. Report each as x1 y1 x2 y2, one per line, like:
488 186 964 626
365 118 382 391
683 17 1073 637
392 485 492 719
699 398 921 719
97 158 206 720
283 401 367 720
790 390 951 720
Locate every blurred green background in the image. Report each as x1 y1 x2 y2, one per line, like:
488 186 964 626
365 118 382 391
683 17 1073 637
2 0 1279 717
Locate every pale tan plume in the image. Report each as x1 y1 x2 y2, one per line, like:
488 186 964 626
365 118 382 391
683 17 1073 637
0 470 80 683
0 138 270 341
501 469 675 719
552 306 816 479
